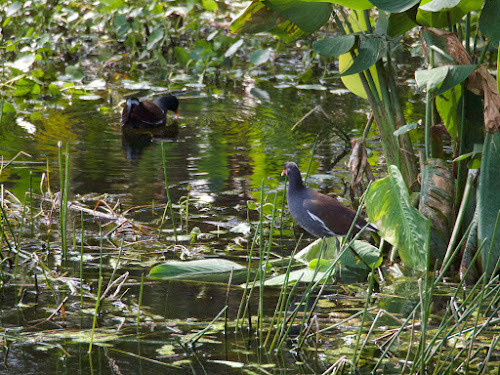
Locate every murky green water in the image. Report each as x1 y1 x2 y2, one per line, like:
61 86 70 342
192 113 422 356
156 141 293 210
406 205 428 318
5 82 489 375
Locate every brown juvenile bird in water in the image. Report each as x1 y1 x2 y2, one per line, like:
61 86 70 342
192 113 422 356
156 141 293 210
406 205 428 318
121 95 179 128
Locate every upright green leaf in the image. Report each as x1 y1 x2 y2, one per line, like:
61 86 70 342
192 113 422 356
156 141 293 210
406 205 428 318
477 132 500 276
436 84 461 139
365 165 428 271
479 0 500 43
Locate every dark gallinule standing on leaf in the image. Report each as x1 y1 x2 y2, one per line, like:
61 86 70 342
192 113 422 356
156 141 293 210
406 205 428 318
282 161 377 237
121 94 179 128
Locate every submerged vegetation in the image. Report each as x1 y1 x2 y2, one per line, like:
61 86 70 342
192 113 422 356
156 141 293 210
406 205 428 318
2 0 500 374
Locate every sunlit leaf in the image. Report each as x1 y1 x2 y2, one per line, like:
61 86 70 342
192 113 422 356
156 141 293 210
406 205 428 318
313 35 356 57
202 0 218 11
1 100 16 114
365 165 428 271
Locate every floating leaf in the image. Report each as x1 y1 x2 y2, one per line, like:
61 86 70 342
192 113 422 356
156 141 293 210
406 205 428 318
147 28 164 50
149 259 247 283
295 84 327 90
224 39 244 58
250 48 271 65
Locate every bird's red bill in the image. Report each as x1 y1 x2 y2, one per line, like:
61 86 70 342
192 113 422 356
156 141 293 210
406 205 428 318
281 169 286 176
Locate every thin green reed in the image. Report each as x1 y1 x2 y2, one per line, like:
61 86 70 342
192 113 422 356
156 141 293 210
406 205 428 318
29 170 33 236
58 142 70 256
88 275 103 353
160 143 177 243
258 178 265 346
137 273 144 325
80 211 84 309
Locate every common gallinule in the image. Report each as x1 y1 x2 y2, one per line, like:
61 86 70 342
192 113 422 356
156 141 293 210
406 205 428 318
282 161 377 238
121 94 179 128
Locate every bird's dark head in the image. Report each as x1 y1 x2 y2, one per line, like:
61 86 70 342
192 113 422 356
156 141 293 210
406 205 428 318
155 95 179 116
282 162 304 187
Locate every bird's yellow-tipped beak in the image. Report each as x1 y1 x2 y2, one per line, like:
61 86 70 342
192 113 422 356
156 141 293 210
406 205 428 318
281 169 286 176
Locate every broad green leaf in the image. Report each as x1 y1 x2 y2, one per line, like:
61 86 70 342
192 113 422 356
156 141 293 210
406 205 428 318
338 35 386 77
1 101 16 114
174 47 191 66
149 259 247 283
263 0 332 33
14 78 35 96
250 49 271 65
479 0 500 43
417 0 482 27
230 0 331 42
393 122 418 136
147 28 164 50
339 53 380 99
365 165 428 271
415 65 476 97
369 0 420 12
419 159 454 260
202 0 218 11
387 8 418 38
436 84 461 139
313 35 356 57
477 132 500 276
